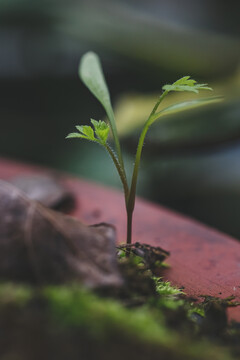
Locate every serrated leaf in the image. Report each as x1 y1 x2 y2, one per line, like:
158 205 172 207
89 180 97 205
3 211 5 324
75 125 85 134
91 119 110 144
66 133 87 139
173 76 196 86
93 119 108 131
98 128 109 144
151 96 222 122
195 84 213 91
66 125 98 142
163 84 199 93
75 125 96 141
82 126 95 140
163 76 212 94
90 119 101 129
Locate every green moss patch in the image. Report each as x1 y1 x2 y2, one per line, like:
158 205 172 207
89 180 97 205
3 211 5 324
0 282 238 360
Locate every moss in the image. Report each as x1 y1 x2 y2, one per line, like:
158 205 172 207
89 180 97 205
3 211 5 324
44 285 168 341
44 285 234 360
0 282 237 360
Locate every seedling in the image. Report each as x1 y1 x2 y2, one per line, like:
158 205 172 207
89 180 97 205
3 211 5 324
67 52 219 245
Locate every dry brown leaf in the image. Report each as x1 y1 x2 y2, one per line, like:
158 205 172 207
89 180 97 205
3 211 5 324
7 174 75 212
0 180 122 288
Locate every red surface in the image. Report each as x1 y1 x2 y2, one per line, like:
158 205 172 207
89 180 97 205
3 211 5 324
0 157 240 321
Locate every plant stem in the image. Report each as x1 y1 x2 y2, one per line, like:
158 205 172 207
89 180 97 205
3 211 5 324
126 91 169 241
126 211 133 245
105 142 133 248
107 108 126 179
105 143 129 206
106 90 168 246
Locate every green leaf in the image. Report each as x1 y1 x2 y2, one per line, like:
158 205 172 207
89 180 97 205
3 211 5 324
79 52 114 121
66 133 85 139
77 125 95 140
173 76 196 86
79 52 125 170
151 96 222 122
162 76 212 94
90 119 108 131
67 121 110 145
67 125 97 142
91 119 110 144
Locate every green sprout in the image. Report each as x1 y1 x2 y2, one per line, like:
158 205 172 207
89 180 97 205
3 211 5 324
67 52 219 245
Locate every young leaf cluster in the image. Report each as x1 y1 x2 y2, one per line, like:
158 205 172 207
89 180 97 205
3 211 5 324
66 120 110 145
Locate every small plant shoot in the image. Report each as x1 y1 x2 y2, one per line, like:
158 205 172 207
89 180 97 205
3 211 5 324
67 52 218 245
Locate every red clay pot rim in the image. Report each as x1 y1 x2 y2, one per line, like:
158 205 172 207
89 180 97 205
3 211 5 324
0 157 240 322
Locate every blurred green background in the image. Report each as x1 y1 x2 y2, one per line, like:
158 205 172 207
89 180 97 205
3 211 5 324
1 0 240 238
